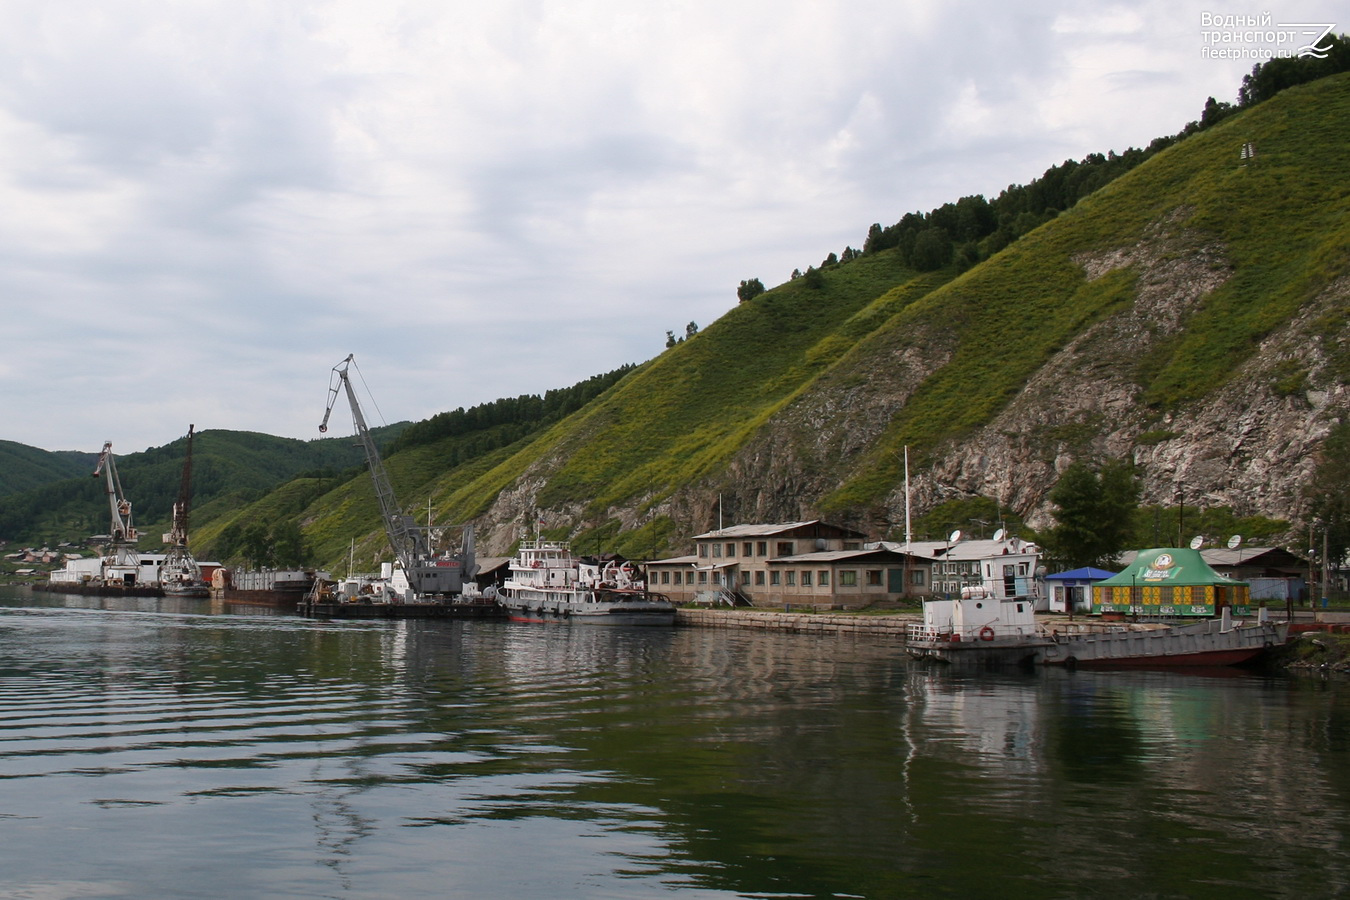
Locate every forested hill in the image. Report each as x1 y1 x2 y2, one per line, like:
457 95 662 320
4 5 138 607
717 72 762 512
0 442 94 498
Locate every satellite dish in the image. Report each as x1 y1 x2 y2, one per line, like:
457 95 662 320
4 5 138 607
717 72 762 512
948 530 963 543
992 528 1006 542
1189 535 1204 550
1227 534 1243 550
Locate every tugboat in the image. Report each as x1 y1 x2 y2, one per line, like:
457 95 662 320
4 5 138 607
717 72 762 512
498 540 675 625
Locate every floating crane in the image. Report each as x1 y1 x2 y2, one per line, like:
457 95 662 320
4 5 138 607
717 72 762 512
92 440 143 588
159 425 209 597
320 354 476 600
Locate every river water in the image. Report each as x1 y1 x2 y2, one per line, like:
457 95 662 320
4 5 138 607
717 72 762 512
1 586 1348 899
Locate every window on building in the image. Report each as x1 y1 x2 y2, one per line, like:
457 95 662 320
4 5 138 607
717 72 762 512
840 570 857 586
726 542 735 557
742 571 751 585
867 570 882 586
673 572 682 585
699 545 708 558
910 569 926 586
661 571 670 584
776 542 794 556
743 542 753 557
786 571 796 586
757 541 768 556
712 543 722 558
771 570 781 586
698 571 707 584
755 571 765 586
844 541 861 551
819 571 830 586
802 571 812 587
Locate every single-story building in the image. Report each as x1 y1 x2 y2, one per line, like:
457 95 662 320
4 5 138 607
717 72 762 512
1044 567 1116 614
644 520 930 609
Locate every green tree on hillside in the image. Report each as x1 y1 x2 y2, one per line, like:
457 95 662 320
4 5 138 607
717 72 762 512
1306 422 1350 567
737 278 765 303
1043 459 1140 569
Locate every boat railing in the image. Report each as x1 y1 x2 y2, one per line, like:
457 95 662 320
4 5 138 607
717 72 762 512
907 623 952 642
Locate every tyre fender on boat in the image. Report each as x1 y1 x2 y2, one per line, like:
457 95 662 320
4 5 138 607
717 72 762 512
979 626 995 642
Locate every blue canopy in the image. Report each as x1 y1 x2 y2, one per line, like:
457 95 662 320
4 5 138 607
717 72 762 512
1045 566 1117 581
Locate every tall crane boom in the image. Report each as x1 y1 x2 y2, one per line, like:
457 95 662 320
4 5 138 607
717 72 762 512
321 354 473 599
166 424 196 547
93 441 137 544
92 440 142 585
321 355 426 572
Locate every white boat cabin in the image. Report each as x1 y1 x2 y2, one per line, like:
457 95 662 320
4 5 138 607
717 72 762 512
912 587 1039 642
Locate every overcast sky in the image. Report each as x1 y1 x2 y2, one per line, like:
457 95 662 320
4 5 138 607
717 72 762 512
1 0 1340 453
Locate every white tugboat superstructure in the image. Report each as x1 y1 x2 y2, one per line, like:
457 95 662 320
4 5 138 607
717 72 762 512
499 540 675 625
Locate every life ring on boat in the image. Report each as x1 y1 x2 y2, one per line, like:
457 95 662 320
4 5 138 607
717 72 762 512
978 626 995 642
532 561 542 568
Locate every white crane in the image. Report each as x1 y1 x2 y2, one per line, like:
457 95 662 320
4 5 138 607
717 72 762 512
320 354 475 600
92 441 142 587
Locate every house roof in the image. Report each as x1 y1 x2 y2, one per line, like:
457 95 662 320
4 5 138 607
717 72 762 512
645 555 700 566
1117 546 1304 572
770 548 918 565
873 538 1039 560
1045 566 1117 581
1098 548 1244 588
692 520 867 541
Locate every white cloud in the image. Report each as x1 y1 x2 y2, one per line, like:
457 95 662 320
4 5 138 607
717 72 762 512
0 0 1340 451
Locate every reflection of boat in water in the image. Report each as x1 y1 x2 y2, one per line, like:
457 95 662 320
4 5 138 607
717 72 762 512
907 585 1288 669
498 540 675 626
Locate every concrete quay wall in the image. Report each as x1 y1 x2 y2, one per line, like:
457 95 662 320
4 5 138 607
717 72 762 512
674 608 917 641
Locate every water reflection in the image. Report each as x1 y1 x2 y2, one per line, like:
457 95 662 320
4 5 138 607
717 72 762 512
2 587 1350 898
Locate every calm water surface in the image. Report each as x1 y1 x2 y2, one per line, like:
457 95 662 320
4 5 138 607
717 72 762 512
1 586 1349 899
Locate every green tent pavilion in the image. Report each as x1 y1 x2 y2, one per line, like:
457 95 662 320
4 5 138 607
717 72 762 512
1092 547 1252 617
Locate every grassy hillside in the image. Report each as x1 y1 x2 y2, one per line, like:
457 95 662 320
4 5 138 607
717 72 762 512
452 254 945 521
818 72 1350 509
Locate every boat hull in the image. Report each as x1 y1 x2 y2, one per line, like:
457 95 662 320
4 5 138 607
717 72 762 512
500 590 675 626
909 620 1288 669
1039 619 1287 668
